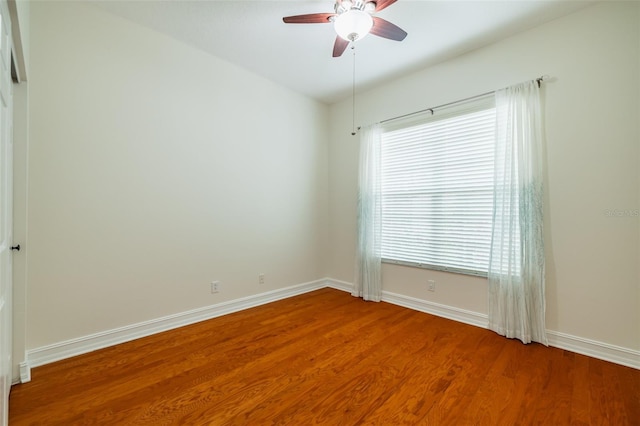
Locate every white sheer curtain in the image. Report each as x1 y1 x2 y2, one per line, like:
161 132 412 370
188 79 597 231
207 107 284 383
488 80 547 345
353 124 383 302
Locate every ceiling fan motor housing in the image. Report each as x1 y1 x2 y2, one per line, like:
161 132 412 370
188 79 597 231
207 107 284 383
335 0 376 15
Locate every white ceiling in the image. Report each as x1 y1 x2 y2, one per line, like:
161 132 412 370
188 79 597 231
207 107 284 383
94 0 594 104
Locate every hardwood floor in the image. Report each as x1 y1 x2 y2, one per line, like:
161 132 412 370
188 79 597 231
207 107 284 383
9 288 640 425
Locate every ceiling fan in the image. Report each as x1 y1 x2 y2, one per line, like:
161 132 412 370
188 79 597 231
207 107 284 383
283 0 408 57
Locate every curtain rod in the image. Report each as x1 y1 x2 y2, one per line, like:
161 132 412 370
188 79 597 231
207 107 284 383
369 75 549 128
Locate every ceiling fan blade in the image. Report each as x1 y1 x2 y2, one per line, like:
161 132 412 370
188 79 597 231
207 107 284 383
333 36 349 57
283 13 335 24
371 17 407 41
371 0 397 12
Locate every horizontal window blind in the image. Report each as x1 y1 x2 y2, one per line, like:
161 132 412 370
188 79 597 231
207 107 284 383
381 98 495 276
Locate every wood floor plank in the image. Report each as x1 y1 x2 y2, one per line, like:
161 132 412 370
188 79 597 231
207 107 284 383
269 311 431 425
9 289 640 425
570 353 592 426
360 315 484 425
591 358 637 425
456 339 522 425
131 299 404 425
420 331 506 425
53 291 369 424
227 307 416 424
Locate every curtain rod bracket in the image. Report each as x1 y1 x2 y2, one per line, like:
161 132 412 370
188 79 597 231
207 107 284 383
536 75 550 88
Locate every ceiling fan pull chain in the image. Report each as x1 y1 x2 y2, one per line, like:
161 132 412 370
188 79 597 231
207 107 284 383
351 44 357 136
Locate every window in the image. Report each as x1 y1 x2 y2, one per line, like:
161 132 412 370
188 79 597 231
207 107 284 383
380 96 495 277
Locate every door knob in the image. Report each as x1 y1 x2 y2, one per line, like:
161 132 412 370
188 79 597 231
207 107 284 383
10 244 20 251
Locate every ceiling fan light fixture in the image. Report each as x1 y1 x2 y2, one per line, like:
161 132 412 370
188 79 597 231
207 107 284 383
364 1 376 13
334 9 373 42
341 0 353 10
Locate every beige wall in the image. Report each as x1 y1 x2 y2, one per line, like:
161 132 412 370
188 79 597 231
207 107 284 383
328 2 640 351
25 1 329 349
19 0 640 360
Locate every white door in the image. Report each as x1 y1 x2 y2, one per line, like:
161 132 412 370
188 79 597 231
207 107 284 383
0 0 12 424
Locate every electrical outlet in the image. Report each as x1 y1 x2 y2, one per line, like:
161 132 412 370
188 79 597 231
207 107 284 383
211 281 220 293
427 279 436 292
259 274 265 285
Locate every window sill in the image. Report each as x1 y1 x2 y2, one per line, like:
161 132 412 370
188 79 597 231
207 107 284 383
381 258 488 278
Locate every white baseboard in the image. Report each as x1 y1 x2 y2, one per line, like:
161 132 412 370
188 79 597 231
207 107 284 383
20 277 639 382
547 330 640 370
325 278 353 293
22 278 328 381
329 280 640 370
19 362 30 383
381 290 489 329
